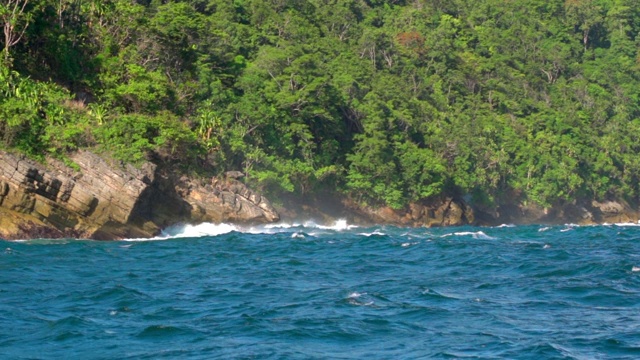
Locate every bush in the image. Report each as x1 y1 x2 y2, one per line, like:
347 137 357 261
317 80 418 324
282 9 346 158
93 112 201 163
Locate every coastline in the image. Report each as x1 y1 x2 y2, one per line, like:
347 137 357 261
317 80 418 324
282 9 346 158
1 150 638 240
270 191 640 230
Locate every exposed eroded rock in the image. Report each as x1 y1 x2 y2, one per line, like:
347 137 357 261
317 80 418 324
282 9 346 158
346 197 474 227
0 151 279 240
473 199 640 226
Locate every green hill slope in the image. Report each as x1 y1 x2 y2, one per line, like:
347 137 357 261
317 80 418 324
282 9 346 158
3 0 640 214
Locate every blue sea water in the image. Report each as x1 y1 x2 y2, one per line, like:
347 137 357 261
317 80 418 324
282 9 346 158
2 221 640 359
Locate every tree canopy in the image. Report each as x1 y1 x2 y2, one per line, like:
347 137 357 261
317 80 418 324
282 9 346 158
2 0 640 209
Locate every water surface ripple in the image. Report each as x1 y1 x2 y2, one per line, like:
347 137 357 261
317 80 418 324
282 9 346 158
2 223 640 359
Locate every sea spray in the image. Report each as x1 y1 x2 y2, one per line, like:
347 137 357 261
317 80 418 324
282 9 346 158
148 219 358 240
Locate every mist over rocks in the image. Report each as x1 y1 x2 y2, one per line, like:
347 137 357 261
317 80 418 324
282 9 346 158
343 197 475 227
473 199 640 226
273 192 640 229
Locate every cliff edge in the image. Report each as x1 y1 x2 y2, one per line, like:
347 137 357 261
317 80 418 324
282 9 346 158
0 150 278 240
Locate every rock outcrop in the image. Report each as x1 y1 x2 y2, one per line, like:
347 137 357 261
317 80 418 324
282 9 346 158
173 176 279 225
344 197 475 227
0 150 279 240
278 192 640 228
473 199 640 225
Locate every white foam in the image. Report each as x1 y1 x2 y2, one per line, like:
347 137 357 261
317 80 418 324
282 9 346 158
162 223 238 238
560 225 576 232
263 222 300 229
257 219 357 232
346 292 373 306
538 227 551 232
309 219 358 231
441 231 496 240
358 230 386 237
123 222 239 241
123 218 358 240
496 224 515 228
615 222 640 227
291 232 305 239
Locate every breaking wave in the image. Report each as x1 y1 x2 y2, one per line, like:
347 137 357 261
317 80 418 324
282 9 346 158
127 219 359 240
440 231 496 240
4 223 640 359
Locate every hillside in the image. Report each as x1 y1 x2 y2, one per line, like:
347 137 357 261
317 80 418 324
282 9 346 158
2 0 640 225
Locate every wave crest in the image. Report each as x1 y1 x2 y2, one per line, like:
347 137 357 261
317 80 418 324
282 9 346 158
125 219 357 240
440 231 496 240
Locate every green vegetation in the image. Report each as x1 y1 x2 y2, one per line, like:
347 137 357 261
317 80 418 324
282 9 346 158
2 0 640 209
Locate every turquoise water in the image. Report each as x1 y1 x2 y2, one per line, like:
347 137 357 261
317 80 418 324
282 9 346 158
2 222 640 359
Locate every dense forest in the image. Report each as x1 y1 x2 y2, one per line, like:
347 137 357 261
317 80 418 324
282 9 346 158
2 0 640 210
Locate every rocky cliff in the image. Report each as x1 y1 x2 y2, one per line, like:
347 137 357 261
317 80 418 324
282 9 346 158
359 197 640 227
273 192 476 228
474 199 640 225
0 150 278 240
275 192 640 228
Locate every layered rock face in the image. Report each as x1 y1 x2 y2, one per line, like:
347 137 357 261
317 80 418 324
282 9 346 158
0 151 278 240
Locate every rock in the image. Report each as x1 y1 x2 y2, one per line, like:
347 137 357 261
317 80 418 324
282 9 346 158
225 171 245 179
346 197 474 227
592 200 625 215
472 197 640 226
181 177 279 224
0 150 279 240
0 151 153 239
443 199 464 226
591 200 637 223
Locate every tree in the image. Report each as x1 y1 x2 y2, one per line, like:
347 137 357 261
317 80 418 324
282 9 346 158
1 0 34 61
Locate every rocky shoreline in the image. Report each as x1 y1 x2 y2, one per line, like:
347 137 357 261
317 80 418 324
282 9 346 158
1 150 638 240
0 150 278 240
276 193 640 229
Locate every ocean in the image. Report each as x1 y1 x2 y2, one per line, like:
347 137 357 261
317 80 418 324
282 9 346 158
2 222 640 359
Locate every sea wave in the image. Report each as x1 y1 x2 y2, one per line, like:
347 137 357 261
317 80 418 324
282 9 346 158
161 222 239 238
124 219 358 240
4 223 640 358
440 231 496 240
614 221 640 227
357 230 386 237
